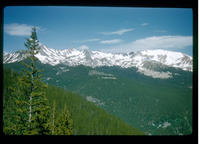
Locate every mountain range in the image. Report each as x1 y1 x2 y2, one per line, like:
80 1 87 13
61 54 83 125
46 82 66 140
3 45 192 72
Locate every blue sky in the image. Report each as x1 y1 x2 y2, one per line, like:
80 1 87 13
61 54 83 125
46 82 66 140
4 6 193 56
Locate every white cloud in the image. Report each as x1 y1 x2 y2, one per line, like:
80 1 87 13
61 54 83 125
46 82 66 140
73 38 100 43
4 23 40 36
100 39 123 44
141 23 149 26
84 38 100 42
131 36 192 50
78 45 89 50
102 35 192 53
100 28 134 35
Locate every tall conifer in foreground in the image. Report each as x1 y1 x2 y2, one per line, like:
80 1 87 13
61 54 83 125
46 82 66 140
22 27 51 134
3 27 74 135
4 27 51 135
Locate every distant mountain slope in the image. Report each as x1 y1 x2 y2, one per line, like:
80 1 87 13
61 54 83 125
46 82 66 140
3 68 144 135
4 61 193 135
3 45 193 72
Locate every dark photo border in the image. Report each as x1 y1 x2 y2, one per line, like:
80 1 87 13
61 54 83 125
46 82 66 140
0 0 198 144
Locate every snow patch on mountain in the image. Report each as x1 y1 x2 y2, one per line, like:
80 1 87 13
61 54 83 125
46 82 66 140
86 96 104 106
89 70 117 80
137 68 172 79
46 77 52 81
162 122 171 128
88 70 114 77
59 67 70 72
101 76 117 80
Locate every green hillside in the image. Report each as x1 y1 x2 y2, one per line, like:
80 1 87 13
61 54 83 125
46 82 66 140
4 60 193 135
3 68 144 135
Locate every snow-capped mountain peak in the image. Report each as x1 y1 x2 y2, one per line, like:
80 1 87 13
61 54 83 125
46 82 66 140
136 49 192 71
3 45 193 72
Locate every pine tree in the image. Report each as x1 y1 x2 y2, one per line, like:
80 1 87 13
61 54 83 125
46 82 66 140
54 105 73 135
4 27 51 135
3 27 74 135
22 27 51 134
3 75 29 135
23 26 40 128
